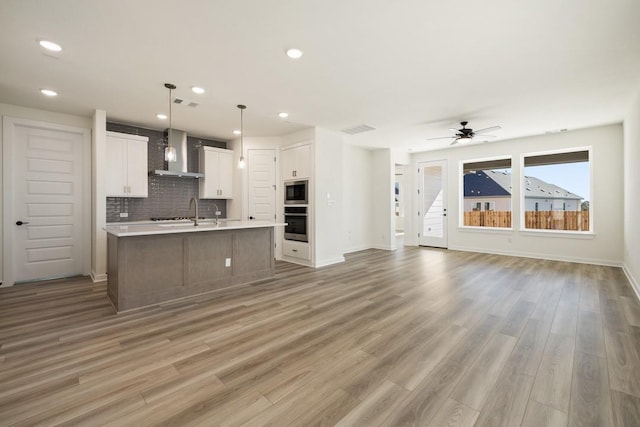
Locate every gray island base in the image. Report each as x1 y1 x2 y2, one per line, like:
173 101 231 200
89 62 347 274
106 222 283 312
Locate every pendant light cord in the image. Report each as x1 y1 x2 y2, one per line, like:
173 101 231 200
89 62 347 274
237 104 247 168
168 87 172 138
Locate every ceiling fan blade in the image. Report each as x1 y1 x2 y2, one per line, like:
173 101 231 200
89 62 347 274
449 139 460 146
473 125 501 134
448 128 460 133
427 136 456 141
474 134 497 138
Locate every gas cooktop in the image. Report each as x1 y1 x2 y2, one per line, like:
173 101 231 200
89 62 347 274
150 216 206 221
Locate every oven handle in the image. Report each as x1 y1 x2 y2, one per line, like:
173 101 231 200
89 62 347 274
284 213 308 217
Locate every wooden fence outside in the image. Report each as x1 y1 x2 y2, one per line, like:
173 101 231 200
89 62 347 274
524 210 589 231
463 211 512 228
463 210 590 230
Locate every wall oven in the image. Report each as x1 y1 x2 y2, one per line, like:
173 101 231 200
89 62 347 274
284 206 308 242
284 180 308 205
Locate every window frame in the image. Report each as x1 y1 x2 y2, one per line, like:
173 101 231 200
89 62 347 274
459 155 513 230
519 146 594 235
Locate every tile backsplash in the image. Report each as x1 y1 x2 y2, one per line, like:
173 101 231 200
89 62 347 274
106 122 229 222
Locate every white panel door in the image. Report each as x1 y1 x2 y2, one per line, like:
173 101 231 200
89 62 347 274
9 121 86 283
418 160 448 248
248 149 276 221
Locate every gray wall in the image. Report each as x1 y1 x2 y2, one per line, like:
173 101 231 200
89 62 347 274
106 122 228 222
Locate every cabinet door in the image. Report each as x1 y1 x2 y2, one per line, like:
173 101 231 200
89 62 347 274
200 149 219 199
218 150 234 199
294 144 311 179
281 147 296 180
126 139 148 197
106 135 127 197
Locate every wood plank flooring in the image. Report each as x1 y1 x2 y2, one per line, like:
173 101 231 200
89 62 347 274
1 247 640 426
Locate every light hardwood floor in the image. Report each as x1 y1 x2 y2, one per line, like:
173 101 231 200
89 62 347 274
2 247 640 426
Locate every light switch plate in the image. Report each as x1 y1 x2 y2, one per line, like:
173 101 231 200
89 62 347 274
225 258 231 267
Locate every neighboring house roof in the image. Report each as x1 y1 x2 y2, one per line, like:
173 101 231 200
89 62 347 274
463 170 511 197
523 174 583 200
464 170 583 200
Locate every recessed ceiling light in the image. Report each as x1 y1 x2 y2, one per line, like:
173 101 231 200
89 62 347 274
191 86 205 94
156 113 167 120
278 112 289 119
286 48 303 59
40 89 58 97
233 129 241 135
38 39 62 52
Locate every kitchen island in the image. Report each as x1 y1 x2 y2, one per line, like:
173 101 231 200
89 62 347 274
105 220 285 311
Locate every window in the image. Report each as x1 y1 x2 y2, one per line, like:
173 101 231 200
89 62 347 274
522 149 590 232
462 157 512 228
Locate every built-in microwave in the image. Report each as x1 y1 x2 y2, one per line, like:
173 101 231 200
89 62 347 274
285 180 308 205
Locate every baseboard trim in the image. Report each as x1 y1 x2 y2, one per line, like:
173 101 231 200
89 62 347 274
91 271 108 283
623 264 640 302
448 245 623 268
344 244 374 254
371 244 394 251
314 257 346 268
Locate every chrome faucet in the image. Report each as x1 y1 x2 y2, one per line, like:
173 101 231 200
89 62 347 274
212 204 220 225
189 197 199 226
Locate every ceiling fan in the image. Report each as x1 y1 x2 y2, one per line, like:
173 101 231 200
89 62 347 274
428 121 502 145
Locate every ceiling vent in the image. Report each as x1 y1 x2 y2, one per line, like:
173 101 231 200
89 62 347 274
173 97 199 108
341 124 376 135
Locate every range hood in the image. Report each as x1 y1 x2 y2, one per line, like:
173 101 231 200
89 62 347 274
153 129 204 178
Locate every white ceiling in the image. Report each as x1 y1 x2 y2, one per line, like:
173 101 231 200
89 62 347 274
1 0 639 152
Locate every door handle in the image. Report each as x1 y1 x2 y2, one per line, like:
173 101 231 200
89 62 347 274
249 216 255 220
16 220 30 226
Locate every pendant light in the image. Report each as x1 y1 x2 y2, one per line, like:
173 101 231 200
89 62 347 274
164 83 177 162
237 104 247 169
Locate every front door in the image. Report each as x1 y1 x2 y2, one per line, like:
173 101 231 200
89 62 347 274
418 160 448 248
3 117 88 285
248 149 276 221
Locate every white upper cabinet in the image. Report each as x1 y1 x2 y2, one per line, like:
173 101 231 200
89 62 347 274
106 131 148 197
199 146 234 199
281 143 311 180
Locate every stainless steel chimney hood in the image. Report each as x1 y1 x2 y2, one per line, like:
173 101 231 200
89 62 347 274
153 129 204 178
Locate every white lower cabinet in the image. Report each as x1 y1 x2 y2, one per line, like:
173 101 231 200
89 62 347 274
282 240 310 261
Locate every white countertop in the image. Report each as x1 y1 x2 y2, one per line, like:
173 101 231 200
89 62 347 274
105 220 286 237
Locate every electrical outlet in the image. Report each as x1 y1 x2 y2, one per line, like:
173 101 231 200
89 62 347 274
225 258 231 267
119 212 128 218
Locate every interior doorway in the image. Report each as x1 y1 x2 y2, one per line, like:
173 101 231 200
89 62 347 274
395 165 405 247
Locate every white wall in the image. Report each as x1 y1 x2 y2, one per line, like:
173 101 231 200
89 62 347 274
411 124 624 265
91 110 107 281
624 90 640 294
343 144 374 253
314 128 345 266
0 103 92 285
372 148 395 250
